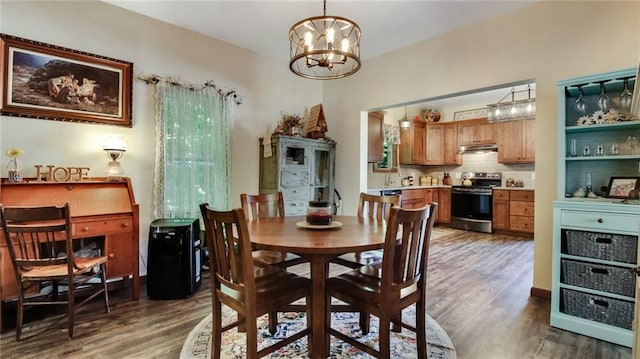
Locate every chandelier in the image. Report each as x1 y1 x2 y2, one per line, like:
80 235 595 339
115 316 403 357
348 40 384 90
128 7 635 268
289 0 361 80
486 85 536 122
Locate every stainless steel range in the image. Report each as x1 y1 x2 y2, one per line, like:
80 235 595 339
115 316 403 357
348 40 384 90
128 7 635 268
450 172 501 233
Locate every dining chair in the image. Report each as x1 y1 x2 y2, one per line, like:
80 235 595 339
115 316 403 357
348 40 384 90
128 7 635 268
0 204 110 341
325 203 438 359
332 192 401 269
240 192 307 268
199 204 312 358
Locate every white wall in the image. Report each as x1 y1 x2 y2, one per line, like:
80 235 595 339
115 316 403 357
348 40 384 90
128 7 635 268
0 1 322 275
326 1 640 292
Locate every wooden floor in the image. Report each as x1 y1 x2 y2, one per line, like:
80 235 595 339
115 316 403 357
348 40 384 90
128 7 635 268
0 227 632 358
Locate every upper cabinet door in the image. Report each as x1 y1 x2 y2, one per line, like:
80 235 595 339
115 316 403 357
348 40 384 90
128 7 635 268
367 111 384 163
457 118 495 146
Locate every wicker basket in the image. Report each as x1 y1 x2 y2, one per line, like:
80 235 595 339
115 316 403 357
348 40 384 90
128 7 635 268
561 289 634 329
565 230 637 264
561 259 635 297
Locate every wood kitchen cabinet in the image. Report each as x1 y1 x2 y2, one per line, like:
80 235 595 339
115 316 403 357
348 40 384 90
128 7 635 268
368 111 384 163
437 188 451 224
492 189 510 230
425 124 444 165
492 189 534 233
457 118 495 146
496 119 535 163
443 122 461 165
401 188 426 209
399 119 427 165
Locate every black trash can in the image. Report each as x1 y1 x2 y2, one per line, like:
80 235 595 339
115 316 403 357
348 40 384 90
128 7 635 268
147 218 202 299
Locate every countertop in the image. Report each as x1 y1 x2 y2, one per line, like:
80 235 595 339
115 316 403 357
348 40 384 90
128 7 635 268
368 185 535 192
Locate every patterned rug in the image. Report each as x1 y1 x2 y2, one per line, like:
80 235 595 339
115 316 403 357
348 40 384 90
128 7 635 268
180 305 456 358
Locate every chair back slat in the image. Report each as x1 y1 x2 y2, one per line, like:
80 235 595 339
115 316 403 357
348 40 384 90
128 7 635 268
381 203 437 296
357 192 401 221
240 193 285 221
1 204 73 271
200 204 255 298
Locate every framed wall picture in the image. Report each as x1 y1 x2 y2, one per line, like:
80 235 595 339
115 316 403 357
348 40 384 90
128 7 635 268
606 176 640 198
453 108 488 121
0 34 132 126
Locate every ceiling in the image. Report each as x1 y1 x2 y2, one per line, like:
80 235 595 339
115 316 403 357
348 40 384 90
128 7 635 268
103 0 537 110
103 0 534 61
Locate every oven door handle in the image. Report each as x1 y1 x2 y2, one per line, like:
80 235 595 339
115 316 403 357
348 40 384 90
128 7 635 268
451 191 492 195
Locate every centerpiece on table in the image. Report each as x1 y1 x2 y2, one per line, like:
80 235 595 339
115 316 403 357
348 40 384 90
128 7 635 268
306 201 333 225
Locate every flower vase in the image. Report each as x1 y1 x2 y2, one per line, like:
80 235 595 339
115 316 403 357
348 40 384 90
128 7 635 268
7 158 23 183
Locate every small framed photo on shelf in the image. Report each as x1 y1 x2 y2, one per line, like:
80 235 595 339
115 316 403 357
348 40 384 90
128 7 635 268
606 176 640 198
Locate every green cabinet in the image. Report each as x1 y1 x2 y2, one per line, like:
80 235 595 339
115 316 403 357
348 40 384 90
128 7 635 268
551 68 639 347
259 136 335 215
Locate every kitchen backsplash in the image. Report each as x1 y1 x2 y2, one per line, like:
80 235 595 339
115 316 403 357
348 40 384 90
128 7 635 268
368 152 535 188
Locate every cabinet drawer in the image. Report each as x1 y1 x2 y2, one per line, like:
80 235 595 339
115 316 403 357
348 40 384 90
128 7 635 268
510 201 534 216
401 189 423 200
561 210 639 233
282 187 308 201
565 229 637 264
284 200 307 215
509 216 534 232
281 169 309 187
561 288 633 330
73 218 133 238
510 190 533 201
561 259 635 297
493 190 509 200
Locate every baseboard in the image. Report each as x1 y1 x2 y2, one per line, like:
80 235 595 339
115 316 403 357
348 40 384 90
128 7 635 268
530 286 551 299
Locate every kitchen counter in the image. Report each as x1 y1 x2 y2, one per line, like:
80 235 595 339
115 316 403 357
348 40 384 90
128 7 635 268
494 186 535 191
368 185 451 193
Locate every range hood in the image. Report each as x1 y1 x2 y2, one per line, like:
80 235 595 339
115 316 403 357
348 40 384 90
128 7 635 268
457 144 498 154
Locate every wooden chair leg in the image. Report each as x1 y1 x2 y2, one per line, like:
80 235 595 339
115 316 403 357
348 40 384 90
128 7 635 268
416 298 427 357
268 312 277 334
324 295 332 358
68 280 75 339
101 264 110 313
16 283 24 341
379 313 391 359
212 300 222 359
359 311 370 335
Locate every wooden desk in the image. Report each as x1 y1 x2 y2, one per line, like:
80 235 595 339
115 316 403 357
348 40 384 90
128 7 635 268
0 178 140 331
247 216 386 359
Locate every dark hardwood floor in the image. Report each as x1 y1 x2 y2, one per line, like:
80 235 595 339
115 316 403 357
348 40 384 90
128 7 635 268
0 227 632 358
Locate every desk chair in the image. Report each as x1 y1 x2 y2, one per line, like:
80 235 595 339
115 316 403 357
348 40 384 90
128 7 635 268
0 204 110 341
199 204 312 358
325 203 438 358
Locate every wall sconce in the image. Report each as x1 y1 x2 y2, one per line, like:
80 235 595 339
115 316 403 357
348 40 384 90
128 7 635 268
102 134 127 180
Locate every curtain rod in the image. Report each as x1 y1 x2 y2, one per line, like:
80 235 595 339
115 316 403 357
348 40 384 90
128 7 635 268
137 73 243 105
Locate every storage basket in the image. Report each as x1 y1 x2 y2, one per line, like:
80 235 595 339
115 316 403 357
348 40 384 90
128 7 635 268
561 289 634 330
561 259 635 297
565 230 637 264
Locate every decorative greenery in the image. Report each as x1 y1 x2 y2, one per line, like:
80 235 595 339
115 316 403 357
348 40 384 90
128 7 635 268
274 113 305 136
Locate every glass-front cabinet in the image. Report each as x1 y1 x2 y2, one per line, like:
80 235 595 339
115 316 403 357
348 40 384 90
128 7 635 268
552 67 640 347
259 135 336 215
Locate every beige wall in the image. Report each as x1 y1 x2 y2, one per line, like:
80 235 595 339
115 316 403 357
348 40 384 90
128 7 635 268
0 1 322 275
1 1 639 291
326 1 640 291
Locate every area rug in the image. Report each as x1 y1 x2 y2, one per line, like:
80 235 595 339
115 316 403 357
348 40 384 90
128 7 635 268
180 305 456 359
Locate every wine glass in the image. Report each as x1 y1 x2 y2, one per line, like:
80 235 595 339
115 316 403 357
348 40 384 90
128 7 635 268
596 81 610 111
618 77 633 111
628 135 638 155
574 85 587 115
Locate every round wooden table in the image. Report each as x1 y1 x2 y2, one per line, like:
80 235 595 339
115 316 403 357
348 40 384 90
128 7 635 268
247 215 387 359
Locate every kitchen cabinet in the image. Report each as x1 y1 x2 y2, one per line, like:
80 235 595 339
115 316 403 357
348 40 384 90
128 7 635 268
368 111 384 163
259 135 335 215
551 67 639 347
492 189 509 230
457 118 495 146
399 119 427 165
401 188 426 209
496 119 535 163
437 188 451 224
509 190 534 233
425 124 444 165
443 122 461 165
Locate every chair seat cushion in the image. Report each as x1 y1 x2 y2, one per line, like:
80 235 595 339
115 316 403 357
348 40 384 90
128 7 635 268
327 265 382 305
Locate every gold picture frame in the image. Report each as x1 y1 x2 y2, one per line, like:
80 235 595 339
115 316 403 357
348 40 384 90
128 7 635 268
0 34 132 126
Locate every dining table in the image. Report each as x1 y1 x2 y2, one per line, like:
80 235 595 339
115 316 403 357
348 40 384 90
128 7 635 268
246 215 387 359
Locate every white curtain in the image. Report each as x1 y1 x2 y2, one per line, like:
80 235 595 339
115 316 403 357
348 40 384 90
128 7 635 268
152 79 235 219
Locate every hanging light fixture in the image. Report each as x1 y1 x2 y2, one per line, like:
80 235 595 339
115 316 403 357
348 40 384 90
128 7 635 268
289 0 361 80
486 84 536 122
